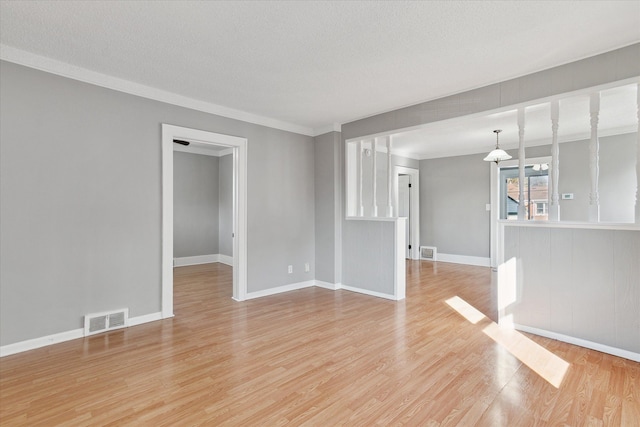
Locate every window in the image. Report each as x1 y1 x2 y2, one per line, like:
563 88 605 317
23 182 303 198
499 163 549 221
536 202 547 216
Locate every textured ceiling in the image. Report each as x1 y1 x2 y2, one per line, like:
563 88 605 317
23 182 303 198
1 1 639 139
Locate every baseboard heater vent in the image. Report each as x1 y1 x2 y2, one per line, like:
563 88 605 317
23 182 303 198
84 308 129 336
420 246 437 261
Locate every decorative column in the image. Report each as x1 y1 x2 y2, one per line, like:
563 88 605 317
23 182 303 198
589 93 600 222
517 108 526 220
549 100 560 221
636 83 640 224
357 140 364 216
386 136 394 217
371 138 378 217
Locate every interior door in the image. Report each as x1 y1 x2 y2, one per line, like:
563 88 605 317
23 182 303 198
398 174 411 259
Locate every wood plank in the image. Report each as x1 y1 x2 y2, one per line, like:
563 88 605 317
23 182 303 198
1 261 638 425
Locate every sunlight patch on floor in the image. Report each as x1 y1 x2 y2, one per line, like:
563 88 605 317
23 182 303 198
445 296 569 388
445 296 486 324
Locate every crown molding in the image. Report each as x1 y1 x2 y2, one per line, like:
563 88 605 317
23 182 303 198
0 44 316 137
312 123 342 137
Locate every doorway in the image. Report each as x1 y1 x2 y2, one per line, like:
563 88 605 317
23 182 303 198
394 166 420 260
489 156 551 268
161 124 248 319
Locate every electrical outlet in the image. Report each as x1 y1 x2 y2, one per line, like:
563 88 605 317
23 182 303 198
305 262 310 272
288 265 293 274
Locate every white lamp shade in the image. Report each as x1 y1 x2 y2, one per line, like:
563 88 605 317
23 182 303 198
483 148 512 163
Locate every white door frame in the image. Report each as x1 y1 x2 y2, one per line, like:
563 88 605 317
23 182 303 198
394 166 420 260
161 124 248 318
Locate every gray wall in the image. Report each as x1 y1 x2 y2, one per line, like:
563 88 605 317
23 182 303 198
558 132 637 222
420 153 491 257
173 152 219 258
218 154 233 257
314 132 340 283
342 220 398 295
513 134 637 223
0 60 315 345
417 133 637 259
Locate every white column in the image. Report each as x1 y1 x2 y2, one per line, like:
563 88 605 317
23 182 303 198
517 108 526 220
357 140 364 216
636 83 640 224
589 93 600 222
371 138 378 217
386 136 393 217
549 100 560 221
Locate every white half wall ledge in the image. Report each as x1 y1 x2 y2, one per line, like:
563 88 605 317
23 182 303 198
173 254 234 267
436 253 491 267
513 324 640 363
0 312 163 358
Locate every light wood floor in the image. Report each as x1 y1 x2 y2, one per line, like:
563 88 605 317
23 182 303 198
1 261 639 426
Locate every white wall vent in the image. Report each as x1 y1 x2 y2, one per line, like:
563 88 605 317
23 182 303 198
420 246 437 261
84 308 129 336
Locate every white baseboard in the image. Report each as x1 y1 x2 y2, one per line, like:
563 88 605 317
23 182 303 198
514 323 640 363
128 311 163 327
244 280 316 300
339 284 398 301
0 328 84 358
218 254 233 266
315 281 400 300
0 311 163 358
314 280 341 290
436 253 491 267
174 254 234 267
243 279 399 301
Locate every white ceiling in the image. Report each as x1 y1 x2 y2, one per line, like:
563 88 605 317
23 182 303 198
1 1 639 149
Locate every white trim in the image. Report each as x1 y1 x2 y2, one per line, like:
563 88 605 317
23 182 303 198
339 284 398 301
501 220 640 231
128 311 163 327
0 329 83 358
436 253 491 267
314 123 342 136
217 254 234 266
0 312 163 357
346 216 398 222
242 279 403 301
174 254 219 267
0 44 316 137
162 124 248 309
244 280 316 300
513 324 640 363
314 280 342 290
173 144 234 157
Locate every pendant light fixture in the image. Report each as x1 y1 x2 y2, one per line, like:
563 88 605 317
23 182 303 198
483 129 512 164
